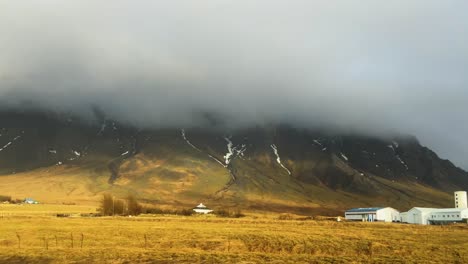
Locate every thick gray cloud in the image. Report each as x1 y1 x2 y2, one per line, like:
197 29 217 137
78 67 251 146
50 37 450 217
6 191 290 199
0 1 468 169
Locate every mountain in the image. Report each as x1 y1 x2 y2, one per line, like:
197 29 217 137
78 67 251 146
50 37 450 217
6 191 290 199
0 110 466 214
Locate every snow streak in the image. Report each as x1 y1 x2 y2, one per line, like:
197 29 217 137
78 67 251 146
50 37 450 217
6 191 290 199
181 129 226 168
181 129 201 152
270 144 291 175
313 139 323 147
0 136 21 152
97 121 107 135
340 152 349 161
209 154 227 167
224 137 247 165
224 137 234 165
396 155 409 170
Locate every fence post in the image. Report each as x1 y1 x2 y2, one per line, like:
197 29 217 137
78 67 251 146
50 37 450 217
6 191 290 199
16 232 21 249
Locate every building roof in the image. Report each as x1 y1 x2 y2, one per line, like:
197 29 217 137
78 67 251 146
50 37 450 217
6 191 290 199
194 203 210 209
429 208 468 213
346 207 384 213
407 207 436 214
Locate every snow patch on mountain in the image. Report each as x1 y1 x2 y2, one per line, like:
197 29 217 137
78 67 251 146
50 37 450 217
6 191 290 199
236 144 247 157
270 144 292 175
224 137 234 165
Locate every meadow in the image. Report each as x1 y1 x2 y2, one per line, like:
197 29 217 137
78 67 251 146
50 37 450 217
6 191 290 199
0 204 467 263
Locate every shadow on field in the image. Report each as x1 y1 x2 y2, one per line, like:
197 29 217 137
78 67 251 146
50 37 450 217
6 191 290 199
0 256 52 264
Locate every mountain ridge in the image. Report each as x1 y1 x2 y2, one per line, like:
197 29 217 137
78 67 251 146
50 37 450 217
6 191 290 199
0 110 466 214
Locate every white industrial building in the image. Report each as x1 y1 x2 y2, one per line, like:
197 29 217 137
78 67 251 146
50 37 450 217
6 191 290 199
400 207 435 225
429 208 468 225
345 207 400 222
400 191 468 225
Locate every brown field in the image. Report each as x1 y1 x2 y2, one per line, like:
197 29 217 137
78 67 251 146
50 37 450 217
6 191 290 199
0 204 467 263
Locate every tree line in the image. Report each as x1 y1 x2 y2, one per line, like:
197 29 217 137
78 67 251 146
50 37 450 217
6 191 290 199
99 194 142 216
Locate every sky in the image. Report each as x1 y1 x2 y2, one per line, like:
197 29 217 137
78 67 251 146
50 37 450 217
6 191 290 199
0 1 467 169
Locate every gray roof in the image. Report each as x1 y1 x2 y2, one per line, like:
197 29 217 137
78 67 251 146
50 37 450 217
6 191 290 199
346 207 384 213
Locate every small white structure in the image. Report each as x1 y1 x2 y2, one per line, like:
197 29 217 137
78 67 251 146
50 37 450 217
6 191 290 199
345 207 399 222
193 203 213 214
454 191 467 209
23 198 39 204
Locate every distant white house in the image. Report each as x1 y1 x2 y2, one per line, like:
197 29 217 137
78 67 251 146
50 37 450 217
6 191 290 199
193 203 213 214
23 198 39 204
345 207 400 222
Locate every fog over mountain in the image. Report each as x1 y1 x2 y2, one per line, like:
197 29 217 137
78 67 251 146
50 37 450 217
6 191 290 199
0 1 467 169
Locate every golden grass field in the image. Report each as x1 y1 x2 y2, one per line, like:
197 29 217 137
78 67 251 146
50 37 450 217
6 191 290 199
0 204 467 263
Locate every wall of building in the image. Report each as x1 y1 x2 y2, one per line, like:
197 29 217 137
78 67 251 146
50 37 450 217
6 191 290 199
376 208 400 222
405 208 432 225
345 212 376 221
430 209 468 223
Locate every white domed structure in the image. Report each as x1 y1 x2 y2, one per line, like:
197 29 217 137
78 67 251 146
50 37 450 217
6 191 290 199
193 203 213 214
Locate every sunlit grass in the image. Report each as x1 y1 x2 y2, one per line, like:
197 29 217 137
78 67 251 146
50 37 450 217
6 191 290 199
0 205 467 263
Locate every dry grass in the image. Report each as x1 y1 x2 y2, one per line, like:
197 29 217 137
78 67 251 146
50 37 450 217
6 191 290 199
0 205 467 263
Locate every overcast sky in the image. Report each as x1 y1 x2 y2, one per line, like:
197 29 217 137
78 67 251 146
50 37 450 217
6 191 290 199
0 1 467 169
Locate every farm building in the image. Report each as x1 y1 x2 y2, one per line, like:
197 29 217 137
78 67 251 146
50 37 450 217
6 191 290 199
401 207 435 225
401 191 468 225
193 203 213 214
428 208 468 224
345 207 399 222
401 207 468 225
